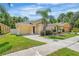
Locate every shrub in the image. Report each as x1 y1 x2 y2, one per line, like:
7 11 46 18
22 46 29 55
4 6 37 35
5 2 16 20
0 30 4 35
40 30 52 36
40 31 45 36
0 42 9 48
0 44 12 54
45 30 52 35
71 28 79 34
53 29 56 32
0 42 12 54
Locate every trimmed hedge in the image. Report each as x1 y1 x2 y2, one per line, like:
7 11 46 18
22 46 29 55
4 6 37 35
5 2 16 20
71 28 79 34
0 45 12 54
0 42 9 48
0 42 12 54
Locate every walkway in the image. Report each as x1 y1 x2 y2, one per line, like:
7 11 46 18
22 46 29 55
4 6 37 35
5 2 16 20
5 35 79 56
23 35 60 43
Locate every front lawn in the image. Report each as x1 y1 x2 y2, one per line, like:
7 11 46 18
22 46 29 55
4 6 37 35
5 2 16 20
45 33 79 40
0 34 45 55
48 48 79 56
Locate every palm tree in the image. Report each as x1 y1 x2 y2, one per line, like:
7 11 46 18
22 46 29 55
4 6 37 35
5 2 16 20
36 9 51 35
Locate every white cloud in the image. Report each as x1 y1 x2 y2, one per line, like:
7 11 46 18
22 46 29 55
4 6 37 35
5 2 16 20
10 4 44 17
8 4 79 20
66 8 79 12
17 4 44 11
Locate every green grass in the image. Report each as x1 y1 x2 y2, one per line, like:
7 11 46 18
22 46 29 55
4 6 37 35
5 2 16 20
48 48 79 56
0 34 45 55
45 33 79 40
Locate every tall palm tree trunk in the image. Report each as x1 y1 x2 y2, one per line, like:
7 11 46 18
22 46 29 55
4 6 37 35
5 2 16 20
42 23 47 36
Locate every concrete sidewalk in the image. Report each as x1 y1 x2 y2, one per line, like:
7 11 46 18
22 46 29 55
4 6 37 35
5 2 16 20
68 43 79 52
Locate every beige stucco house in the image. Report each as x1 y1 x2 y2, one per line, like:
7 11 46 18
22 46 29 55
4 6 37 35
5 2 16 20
15 20 71 35
15 22 44 35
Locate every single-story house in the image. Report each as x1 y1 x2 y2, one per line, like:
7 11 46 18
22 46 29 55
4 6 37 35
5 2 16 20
0 23 10 34
15 20 71 35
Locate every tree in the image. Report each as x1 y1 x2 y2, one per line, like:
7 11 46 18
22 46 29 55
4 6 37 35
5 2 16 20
0 5 11 26
36 9 51 35
71 11 79 27
10 16 29 28
57 13 65 23
73 11 79 21
17 16 23 22
10 16 16 28
75 18 79 28
23 16 29 22
0 5 7 14
66 12 74 28
66 12 74 23
48 15 57 23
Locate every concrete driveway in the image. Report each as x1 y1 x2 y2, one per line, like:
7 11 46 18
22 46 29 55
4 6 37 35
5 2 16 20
23 35 60 43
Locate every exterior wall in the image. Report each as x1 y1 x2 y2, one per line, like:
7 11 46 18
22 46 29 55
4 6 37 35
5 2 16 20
10 29 18 35
35 24 43 34
16 23 33 35
46 24 55 30
0 23 10 34
64 23 71 32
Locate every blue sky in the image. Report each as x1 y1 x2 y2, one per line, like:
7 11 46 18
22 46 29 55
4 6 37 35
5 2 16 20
1 3 79 20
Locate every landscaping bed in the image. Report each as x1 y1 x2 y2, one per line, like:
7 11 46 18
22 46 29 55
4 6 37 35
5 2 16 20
45 33 79 40
0 34 45 55
48 48 79 56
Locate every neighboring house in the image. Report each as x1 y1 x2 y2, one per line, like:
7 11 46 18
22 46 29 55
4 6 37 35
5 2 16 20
15 20 71 35
0 23 10 34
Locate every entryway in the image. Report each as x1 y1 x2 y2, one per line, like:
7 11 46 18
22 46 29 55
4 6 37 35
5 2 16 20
33 26 35 34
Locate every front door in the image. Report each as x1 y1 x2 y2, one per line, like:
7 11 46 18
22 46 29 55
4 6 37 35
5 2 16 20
33 26 35 34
